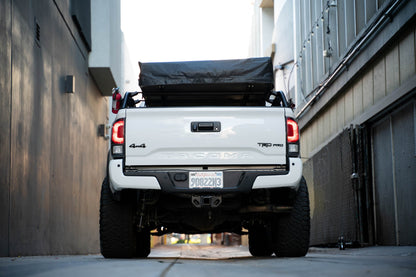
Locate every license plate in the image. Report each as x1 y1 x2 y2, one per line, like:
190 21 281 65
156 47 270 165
189 172 223 189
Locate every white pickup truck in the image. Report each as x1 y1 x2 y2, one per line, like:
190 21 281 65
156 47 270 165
99 58 310 258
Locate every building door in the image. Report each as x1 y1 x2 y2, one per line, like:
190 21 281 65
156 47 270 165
371 100 416 245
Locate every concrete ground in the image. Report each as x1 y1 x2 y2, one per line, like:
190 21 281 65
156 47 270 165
0 245 415 277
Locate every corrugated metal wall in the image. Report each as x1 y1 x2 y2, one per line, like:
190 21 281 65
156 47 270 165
300 23 416 160
372 98 416 245
298 1 416 246
0 0 108 256
295 0 390 103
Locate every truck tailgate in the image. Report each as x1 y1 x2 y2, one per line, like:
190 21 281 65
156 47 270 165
125 107 287 166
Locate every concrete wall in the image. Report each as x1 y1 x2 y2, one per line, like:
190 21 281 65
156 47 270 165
260 7 274 56
272 1 295 101
89 0 121 96
0 0 108 256
0 0 13 258
249 0 275 57
248 2 261 57
249 0 296 102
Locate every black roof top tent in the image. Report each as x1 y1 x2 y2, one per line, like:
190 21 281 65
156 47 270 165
138 57 274 107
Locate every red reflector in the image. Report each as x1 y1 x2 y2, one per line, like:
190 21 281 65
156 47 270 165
287 119 299 143
112 120 124 144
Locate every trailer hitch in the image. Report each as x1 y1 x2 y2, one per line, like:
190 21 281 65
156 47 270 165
191 195 222 208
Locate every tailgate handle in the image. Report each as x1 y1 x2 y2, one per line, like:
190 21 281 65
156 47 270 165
191 122 221 132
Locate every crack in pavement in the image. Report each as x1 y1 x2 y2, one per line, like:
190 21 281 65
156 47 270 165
159 257 179 277
159 248 184 277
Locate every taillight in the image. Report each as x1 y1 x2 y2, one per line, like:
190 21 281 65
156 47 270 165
287 118 300 157
287 119 299 142
111 119 124 158
112 119 124 144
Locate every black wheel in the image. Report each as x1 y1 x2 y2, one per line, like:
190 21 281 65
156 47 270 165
248 225 273 257
99 177 150 258
273 177 310 257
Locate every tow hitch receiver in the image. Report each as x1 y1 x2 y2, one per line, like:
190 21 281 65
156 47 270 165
192 195 222 208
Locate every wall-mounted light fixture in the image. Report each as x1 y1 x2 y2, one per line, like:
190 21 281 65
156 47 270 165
65 75 75 93
98 124 111 140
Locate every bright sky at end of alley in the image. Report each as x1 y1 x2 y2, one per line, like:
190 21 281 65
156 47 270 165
121 0 253 65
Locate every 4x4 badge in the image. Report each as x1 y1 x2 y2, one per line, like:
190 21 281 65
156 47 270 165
129 143 146 148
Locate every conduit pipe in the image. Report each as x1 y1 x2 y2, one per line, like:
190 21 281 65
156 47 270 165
296 0 404 119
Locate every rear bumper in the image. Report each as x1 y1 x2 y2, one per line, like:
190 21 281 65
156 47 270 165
108 158 302 193
109 160 161 191
251 158 302 190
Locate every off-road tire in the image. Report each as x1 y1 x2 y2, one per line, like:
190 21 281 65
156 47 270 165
136 230 151 258
248 225 273 257
100 177 150 258
274 177 310 257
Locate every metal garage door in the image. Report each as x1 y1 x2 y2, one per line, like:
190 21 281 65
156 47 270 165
372 100 416 245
